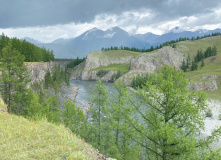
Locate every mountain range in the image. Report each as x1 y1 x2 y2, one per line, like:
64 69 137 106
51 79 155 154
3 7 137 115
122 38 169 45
24 26 221 58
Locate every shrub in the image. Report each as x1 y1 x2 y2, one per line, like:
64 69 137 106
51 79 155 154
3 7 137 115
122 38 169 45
205 108 213 118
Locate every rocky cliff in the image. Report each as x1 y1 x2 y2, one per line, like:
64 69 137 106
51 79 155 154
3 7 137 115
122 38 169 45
71 47 184 82
71 50 139 81
130 46 183 72
25 61 55 85
189 75 219 91
120 46 184 85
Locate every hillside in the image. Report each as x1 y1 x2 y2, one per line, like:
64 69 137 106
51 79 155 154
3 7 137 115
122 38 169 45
71 35 221 100
176 36 221 100
71 50 143 81
0 110 101 160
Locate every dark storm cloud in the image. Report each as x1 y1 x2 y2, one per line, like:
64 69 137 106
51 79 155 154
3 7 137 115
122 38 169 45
0 0 220 28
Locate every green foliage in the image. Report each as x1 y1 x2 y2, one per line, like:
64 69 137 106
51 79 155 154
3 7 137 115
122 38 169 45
44 64 70 90
181 59 187 72
62 100 86 136
131 73 154 89
109 80 141 159
191 61 198 71
219 113 221 120
87 80 109 152
47 95 61 124
205 108 213 118
66 57 85 68
96 70 109 77
0 44 30 113
0 34 54 62
127 65 221 159
201 59 205 68
21 89 47 120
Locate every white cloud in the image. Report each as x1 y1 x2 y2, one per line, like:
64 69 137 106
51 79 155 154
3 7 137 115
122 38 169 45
1 8 221 43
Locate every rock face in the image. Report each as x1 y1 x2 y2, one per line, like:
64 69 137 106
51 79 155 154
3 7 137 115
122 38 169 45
77 51 135 81
25 61 55 85
130 46 183 72
189 75 219 91
72 47 184 81
55 61 70 68
189 80 218 91
81 70 118 82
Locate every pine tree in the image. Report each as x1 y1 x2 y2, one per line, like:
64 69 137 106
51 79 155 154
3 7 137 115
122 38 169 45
201 59 205 68
185 53 190 69
181 59 187 72
47 95 61 123
0 43 30 113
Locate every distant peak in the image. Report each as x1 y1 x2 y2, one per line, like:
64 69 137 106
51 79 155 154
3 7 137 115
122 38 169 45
106 26 126 33
88 27 99 32
170 26 184 33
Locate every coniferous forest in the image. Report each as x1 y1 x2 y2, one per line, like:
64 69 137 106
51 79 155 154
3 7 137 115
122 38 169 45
0 34 54 62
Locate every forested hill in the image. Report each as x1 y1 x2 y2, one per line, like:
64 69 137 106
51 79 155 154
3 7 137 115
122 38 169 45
0 34 54 62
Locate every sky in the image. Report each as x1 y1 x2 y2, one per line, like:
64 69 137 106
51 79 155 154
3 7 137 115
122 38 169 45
1 0 221 43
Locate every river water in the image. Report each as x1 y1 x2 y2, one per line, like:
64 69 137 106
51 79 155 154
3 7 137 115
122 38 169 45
70 80 115 102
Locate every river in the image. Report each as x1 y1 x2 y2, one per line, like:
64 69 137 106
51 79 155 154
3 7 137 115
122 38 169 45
70 79 115 102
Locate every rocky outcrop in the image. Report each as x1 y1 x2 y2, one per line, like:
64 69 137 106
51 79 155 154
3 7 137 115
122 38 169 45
189 75 219 91
130 46 183 72
189 80 218 91
83 51 135 71
55 61 70 68
25 61 55 84
78 50 136 81
81 70 118 82
73 47 184 81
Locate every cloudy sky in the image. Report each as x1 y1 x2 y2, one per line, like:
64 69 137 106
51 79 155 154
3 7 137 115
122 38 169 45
1 0 221 43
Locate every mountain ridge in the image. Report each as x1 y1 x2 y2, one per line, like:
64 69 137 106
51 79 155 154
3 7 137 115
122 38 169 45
23 27 221 58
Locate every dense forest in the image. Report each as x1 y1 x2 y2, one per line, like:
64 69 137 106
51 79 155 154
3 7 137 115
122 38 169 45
0 33 54 62
0 38 69 122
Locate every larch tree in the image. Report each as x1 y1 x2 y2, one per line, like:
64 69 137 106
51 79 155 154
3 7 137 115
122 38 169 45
127 65 221 159
109 80 141 160
88 80 109 152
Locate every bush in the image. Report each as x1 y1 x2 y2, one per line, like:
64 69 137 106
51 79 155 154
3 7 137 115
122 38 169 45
131 73 154 89
218 113 221 120
205 108 213 118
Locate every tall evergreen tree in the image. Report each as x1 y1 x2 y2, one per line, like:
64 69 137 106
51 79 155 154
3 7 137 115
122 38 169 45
0 44 30 113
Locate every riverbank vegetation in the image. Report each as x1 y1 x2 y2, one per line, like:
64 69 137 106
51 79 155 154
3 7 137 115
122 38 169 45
63 66 221 160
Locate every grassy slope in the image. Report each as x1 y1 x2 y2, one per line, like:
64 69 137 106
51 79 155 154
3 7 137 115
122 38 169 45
0 112 97 160
91 63 130 72
89 50 142 72
90 50 142 59
176 36 221 100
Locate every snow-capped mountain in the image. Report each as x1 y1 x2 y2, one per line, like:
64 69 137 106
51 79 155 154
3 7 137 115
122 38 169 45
23 27 221 58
